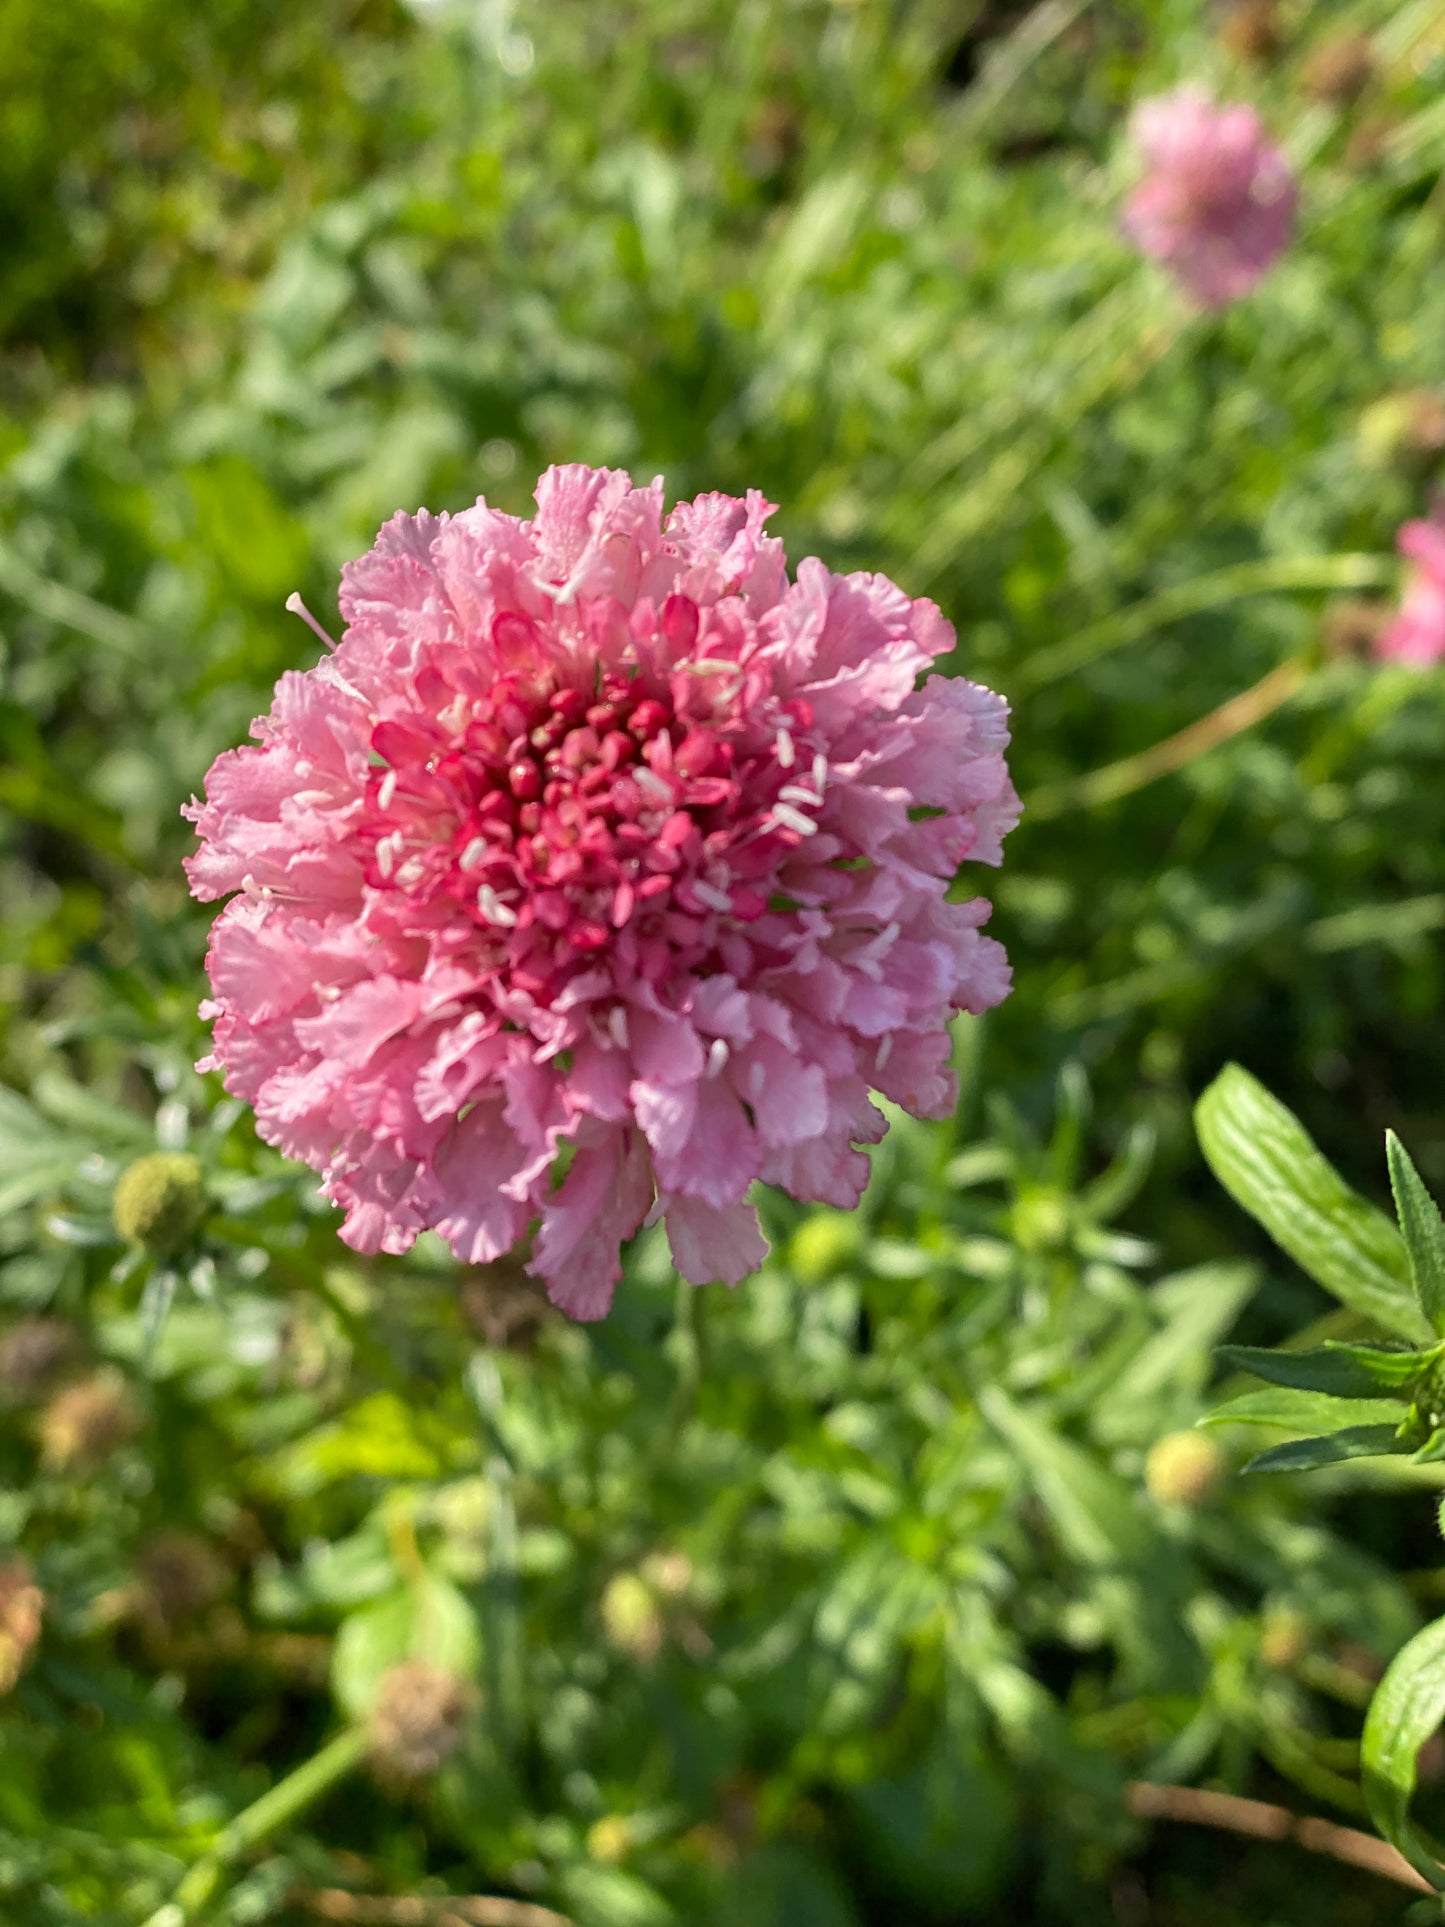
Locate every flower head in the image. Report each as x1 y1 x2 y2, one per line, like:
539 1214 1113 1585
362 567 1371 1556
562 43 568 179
1377 510 1445 667
1124 88 1297 307
186 466 1018 1318
112 1151 206 1255
368 1659 469 1783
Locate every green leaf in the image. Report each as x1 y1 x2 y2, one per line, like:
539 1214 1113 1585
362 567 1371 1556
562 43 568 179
1244 1426 1406 1474
1195 1065 1426 1340
1387 1132 1445 1339
1217 1342 1432 1400
1207 1387 1409 1432
1362 1615 1445 1890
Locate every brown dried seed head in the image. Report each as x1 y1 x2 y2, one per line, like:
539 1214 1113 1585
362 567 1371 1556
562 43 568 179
133 1531 229 1634
39 1372 140 1472
1302 33 1375 105
1144 1430 1227 1507
368 1659 470 1783
1220 0 1283 64
1322 597 1388 660
0 1557 44 1693
0 1317 78 1404
112 1152 206 1256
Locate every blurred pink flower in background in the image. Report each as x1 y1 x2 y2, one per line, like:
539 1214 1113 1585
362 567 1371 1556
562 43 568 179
1377 510 1445 667
186 467 1019 1318
1124 87 1297 307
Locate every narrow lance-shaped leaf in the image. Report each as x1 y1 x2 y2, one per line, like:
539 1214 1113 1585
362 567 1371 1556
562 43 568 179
1195 1065 1426 1341
1244 1426 1407 1475
1206 1387 1410 1434
1217 1341 1433 1400
1361 1616 1445 1890
1386 1131 1445 1339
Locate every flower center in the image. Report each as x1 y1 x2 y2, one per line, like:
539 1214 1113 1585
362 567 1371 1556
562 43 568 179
353 613 826 1002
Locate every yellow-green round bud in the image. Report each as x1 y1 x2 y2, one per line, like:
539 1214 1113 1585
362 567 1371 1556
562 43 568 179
1358 390 1445 475
1258 1607 1311 1670
112 1153 206 1257
1144 1430 1227 1508
789 1212 861 1282
586 1815 634 1864
600 1571 663 1661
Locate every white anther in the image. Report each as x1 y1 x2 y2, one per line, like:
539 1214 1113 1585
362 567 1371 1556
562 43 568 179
294 788 332 808
375 838 397 879
876 1033 893 1071
772 803 818 837
460 837 489 870
778 784 820 807
706 1037 730 1077
693 880 732 914
396 856 426 887
317 984 342 1002
608 1005 630 1050
378 770 398 811
775 729 796 768
812 752 828 790
634 766 673 802
476 885 519 927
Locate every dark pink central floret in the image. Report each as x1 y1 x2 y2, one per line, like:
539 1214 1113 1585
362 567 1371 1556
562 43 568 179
185 466 1019 1319
354 601 819 1011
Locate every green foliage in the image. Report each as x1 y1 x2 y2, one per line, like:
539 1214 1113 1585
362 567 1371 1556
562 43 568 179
3 0 1445 1921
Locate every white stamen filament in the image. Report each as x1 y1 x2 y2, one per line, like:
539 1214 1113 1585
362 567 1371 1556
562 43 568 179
643 1193 666 1229
285 592 338 652
476 885 519 927
378 770 398 811
460 837 489 870
772 803 818 837
634 766 673 801
775 728 795 768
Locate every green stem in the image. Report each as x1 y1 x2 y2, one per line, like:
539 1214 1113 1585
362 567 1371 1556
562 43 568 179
1026 654 1311 822
1016 553 1396 692
142 1728 367 1927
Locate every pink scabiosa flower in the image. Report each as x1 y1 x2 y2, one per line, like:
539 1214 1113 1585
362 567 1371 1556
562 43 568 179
185 467 1019 1318
1377 510 1445 667
1123 87 1297 308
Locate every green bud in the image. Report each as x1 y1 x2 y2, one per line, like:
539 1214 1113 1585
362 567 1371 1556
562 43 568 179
112 1153 206 1256
1144 1430 1227 1508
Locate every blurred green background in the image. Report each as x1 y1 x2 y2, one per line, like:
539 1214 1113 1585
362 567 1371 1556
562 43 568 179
4 1 1445 1922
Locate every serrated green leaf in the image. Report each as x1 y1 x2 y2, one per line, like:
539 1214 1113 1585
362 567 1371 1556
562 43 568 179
1413 1429 1445 1465
1218 1342 1432 1400
1244 1425 1406 1474
1362 1616 1445 1890
1387 1132 1445 1339
1207 1386 1409 1432
1195 1065 1426 1340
